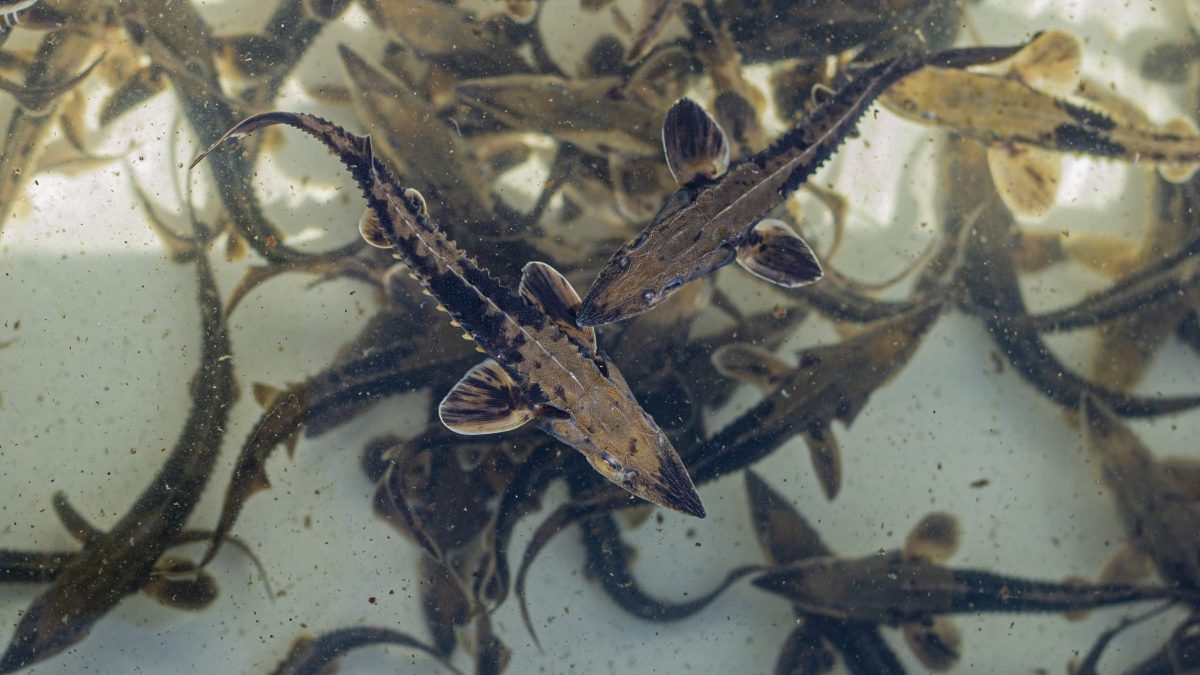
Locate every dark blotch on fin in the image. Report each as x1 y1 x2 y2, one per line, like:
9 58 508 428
519 261 597 352
662 97 730 186
439 360 535 435
736 218 824 288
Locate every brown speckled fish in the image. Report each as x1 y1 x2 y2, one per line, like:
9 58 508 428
577 43 1027 327
192 112 705 518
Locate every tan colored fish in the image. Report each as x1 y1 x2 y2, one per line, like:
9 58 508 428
456 73 664 158
753 510 1195 671
1080 396 1200 590
193 112 705 518
712 303 942 499
882 31 1200 217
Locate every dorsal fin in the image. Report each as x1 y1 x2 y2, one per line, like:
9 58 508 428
439 360 536 435
736 218 823 288
361 133 378 177
624 46 691 109
662 97 730 186
519 261 597 352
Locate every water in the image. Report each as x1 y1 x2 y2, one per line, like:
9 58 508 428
2 0 1200 672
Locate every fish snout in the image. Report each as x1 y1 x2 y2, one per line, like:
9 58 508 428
640 444 706 518
575 296 613 327
577 283 649 327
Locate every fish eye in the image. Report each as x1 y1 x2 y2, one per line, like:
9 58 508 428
641 289 656 304
598 451 622 473
593 356 610 378
663 189 694 213
618 254 630 269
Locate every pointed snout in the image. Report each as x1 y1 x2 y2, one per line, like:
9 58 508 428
577 284 644 327
660 483 707 519
645 447 706 518
575 296 616 327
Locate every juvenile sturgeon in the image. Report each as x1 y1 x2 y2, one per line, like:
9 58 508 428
753 552 1195 623
576 43 1026 326
0 232 236 672
192 112 705 518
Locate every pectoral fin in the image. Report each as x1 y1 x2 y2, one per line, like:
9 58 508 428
745 470 829 566
987 144 1061 218
803 424 842 500
1007 29 1082 96
142 557 219 611
736 219 823 288
711 343 792 391
439 360 535 435
903 512 961 564
455 443 489 472
662 97 730 186
775 623 836 675
358 207 391 248
1060 232 1140 278
1098 542 1153 585
519 261 597 351
713 90 764 156
618 503 656 529
1159 117 1200 183
611 154 676 222
1159 458 1200 501
902 617 962 671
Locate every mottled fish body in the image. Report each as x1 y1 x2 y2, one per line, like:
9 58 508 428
192 112 704 517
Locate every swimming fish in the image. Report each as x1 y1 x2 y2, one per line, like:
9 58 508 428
192 112 705 518
576 42 1027 326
